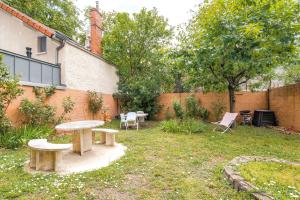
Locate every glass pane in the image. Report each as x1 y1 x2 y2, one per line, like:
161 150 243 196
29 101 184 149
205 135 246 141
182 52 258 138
42 64 52 84
52 68 60 86
15 57 29 81
2 54 14 75
30 61 42 83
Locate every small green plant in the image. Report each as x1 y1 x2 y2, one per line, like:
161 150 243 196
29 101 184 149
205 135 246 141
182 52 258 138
199 107 209 121
173 101 184 120
57 96 75 123
88 91 103 119
160 119 181 133
0 131 23 149
160 119 206 134
164 107 173 120
185 95 199 118
0 125 53 149
211 99 226 121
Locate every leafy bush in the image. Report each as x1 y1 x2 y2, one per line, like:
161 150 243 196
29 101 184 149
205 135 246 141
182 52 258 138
87 91 103 119
160 119 206 134
115 78 161 118
199 107 209 121
185 95 199 118
0 125 53 149
173 101 184 120
19 87 75 126
0 55 24 134
211 99 226 121
19 99 56 126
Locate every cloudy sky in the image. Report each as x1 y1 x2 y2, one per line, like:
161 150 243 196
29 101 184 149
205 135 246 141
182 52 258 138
74 0 203 26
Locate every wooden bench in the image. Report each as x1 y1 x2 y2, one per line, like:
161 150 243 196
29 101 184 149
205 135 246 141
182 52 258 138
28 139 72 172
92 128 119 146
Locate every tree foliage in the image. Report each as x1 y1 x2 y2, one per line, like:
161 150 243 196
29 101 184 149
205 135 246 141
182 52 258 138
186 0 300 112
103 8 172 117
2 0 82 39
0 55 24 134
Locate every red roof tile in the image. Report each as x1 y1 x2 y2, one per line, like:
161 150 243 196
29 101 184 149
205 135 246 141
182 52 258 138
0 1 55 38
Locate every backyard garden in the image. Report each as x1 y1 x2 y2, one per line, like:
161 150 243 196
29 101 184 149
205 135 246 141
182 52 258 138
0 120 299 199
0 0 300 199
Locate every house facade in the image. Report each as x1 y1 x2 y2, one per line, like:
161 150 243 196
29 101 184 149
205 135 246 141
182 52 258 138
0 2 119 123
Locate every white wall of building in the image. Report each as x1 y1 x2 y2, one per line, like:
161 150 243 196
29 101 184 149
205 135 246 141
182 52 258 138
60 43 119 94
0 9 59 64
0 8 119 94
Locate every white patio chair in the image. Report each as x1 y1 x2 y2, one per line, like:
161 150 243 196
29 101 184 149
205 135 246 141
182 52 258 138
126 112 139 130
120 113 127 129
212 112 238 133
137 111 145 122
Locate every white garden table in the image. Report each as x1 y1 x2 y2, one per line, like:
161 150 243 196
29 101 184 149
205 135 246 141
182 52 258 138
55 120 104 156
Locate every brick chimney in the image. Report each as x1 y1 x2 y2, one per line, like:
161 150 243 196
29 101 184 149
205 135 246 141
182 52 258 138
90 1 103 56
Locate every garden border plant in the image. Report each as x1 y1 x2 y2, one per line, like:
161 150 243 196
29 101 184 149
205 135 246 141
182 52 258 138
19 87 75 126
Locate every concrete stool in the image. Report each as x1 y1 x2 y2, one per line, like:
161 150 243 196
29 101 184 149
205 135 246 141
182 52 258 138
28 139 72 172
92 128 119 146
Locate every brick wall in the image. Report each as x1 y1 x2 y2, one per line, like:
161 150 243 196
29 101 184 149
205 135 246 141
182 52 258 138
269 84 300 131
6 84 300 131
6 86 118 126
157 91 268 121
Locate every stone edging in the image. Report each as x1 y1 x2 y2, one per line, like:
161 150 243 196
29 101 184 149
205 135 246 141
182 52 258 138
223 156 300 200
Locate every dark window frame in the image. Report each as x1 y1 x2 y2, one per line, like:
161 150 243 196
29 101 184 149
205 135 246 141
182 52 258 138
37 36 47 53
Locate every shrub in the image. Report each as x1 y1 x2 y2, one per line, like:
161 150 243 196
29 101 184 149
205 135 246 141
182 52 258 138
211 99 226 121
19 88 75 126
0 131 23 149
0 54 24 134
160 119 206 134
87 91 103 119
173 101 184 120
185 95 199 118
19 99 56 126
0 125 53 149
160 119 181 133
199 107 209 121
115 78 161 119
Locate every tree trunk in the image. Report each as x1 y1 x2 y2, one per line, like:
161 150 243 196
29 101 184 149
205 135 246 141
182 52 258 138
228 85 235 113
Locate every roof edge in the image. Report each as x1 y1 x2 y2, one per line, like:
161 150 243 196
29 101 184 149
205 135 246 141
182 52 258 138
0 1 55 37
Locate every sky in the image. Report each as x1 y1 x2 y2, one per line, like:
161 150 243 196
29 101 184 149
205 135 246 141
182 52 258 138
74 0 203 26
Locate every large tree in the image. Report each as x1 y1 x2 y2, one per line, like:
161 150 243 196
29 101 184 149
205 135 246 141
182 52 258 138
2 0 82 39
187 0 300 112
102 8 172 117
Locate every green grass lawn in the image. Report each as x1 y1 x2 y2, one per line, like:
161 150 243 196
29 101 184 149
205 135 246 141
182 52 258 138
239 161 300 199
0 120 300 200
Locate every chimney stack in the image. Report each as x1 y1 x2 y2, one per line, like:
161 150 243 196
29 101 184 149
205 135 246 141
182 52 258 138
90 1 103 56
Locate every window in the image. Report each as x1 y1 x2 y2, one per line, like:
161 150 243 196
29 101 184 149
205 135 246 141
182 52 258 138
37 36 47 53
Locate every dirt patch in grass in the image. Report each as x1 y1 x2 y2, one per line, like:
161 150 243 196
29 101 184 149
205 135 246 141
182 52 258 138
124 174 149 190
91 188 135 200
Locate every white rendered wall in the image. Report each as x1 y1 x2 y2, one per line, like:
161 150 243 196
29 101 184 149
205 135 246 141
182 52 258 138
60 43 118 94
0 9 59 64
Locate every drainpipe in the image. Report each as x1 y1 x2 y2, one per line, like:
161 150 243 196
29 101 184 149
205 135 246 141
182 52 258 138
55 32 67 64
54 32 67 86
56 40 65 64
